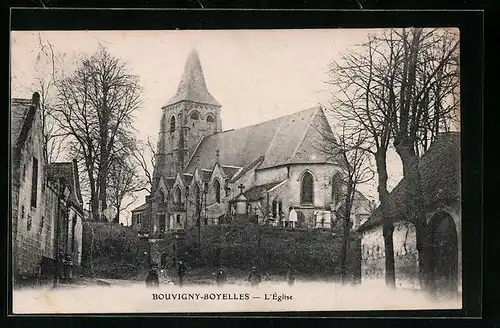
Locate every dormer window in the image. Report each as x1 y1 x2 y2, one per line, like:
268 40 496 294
206 115 214 123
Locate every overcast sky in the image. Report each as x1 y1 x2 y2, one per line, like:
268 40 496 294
11 29 405 224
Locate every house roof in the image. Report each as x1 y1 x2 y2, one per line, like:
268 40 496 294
358 132 461 232
131 202 148 213
47 160 84 207
11 98 32 148
164 49 221 107
186 106 339 173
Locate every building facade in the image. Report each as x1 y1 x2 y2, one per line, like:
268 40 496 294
130 50 372 250
358 132 461 293
11 93 84 286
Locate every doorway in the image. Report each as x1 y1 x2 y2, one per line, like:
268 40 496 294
428 211 459 295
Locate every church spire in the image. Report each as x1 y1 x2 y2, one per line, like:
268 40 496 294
164 48 221 107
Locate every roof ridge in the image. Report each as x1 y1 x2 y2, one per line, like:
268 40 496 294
203 106 322 139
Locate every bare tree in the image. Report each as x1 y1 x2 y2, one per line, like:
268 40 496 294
107 156 147 224
53 44 142 221
318 124 374 284
131 135 157 194
381 28 459 291
327 28 459 291
24 33 70 163
326 32 397 287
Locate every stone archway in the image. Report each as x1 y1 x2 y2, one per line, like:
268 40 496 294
428 211 459 294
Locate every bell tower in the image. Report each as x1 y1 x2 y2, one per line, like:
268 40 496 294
153 49 222 185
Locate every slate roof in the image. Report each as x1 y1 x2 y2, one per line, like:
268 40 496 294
47 161 84 207
239 180 287 202
357 132 461 232
164 49 221 107
221 165 242 180
183 173 194 185
164 177 175 189
185 106 338 173
11 98 32 148
131 202 148 213
200 169 212 182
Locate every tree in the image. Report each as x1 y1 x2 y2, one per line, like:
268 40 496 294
19 33 70 163
327 28 459 291
107 156 147 224
131 135 157 194
326 32 397 287
380 28 459 291
53 44 142 221
318 124 373 284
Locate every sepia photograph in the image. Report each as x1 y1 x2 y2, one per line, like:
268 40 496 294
10 27 462 314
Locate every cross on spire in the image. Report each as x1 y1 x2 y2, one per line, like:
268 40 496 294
238 184 245 194
216 149 220 163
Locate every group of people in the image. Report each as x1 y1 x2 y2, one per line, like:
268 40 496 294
146 262 296 288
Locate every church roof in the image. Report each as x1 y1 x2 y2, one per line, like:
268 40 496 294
221 165 242 180
358 132 461 233
164 49 221 107
243 180 288 201
186 106 338 173
183 173 194 185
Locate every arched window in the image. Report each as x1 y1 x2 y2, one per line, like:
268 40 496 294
206 115 214 123
213 179 221 203
174 186 182 203
159 189 165 204
170 116 176 132
300 171 314 205
190 111 199 120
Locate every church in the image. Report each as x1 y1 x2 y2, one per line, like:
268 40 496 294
131 49 372 237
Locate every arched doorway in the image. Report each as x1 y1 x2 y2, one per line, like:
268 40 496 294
428 211 458 295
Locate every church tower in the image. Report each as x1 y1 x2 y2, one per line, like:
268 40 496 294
153 49 222 186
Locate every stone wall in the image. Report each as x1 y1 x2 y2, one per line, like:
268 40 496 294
13 107 55 282
361 201 461 291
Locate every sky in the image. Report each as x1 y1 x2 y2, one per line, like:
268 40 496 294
11 29 405 225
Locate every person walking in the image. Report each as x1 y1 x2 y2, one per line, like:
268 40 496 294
216 267 227 286
246 266 262 287
177 260 187 287
145 266 159 288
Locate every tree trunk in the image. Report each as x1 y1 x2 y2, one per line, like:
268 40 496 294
340 182 354 284
375 149 396 288
98 124 109 221
395 143 432 291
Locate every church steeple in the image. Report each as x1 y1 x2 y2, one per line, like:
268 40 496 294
164 48 221 107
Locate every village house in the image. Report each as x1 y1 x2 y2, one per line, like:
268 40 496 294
130 49 372 257
357 132 461 293
11 92 84 286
